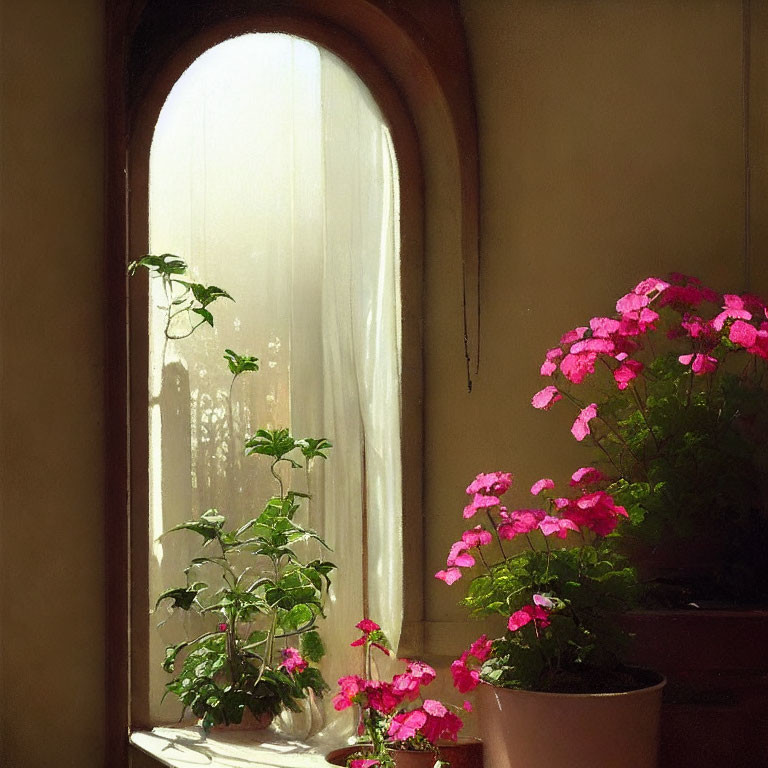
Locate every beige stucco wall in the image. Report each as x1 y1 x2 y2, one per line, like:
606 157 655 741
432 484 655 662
0 0 106 766
425 0 757 645
1 0 766 765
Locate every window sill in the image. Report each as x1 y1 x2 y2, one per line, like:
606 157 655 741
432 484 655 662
130 727 334 768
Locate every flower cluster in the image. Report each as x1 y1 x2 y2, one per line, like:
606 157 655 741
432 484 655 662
335 620 465 768
532 274 768 441
436 470 627 587
438 471 637 693
529 273 768 603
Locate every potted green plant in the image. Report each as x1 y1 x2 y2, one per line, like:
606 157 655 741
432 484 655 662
530 273 768 767
531 273 768 605
131 254 337 731
326 620 481 768
436 471 664 768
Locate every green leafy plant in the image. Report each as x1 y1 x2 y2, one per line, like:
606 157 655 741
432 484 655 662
438 471 640 694
531 274 768 604
131 253 337 729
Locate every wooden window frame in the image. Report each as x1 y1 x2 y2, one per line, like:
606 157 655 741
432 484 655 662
105 2 478 765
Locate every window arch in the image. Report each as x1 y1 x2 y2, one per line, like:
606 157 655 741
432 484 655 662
105 1 478 761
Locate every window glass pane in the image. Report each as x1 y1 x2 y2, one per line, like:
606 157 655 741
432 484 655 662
147 33 401 728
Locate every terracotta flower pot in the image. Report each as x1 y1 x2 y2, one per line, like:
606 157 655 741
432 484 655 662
476 673 665 768
326 739 483 768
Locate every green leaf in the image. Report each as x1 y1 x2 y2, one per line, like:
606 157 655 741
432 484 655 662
296 437 333 462
192 307 214 326
128 253 187 277
244 429 297 461
155 582 207 611
224 349 260 376
300 630 325 662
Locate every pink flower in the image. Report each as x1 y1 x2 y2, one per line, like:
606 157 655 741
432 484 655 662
533 593 555 610
498 508 545 540
560 352 597 384
462 700 473 712
633 277 670 297
280 647 308 674
531 385 562 410
562 491 628 536
461 526 493 548
539 515 580 539
560 327 588 345
447 541 476 568
466 471 513 496
730 319 758 348
658 283 719 308
508 604 550 632
388 709 428 741
463 493 501 519
589 316 621 338
541 347 564 375
571 403 598 441
451 654 480 693
613 359 643 390
570 338 615 355
218 622 228 632
422 699 447 718
392 660 437 701
468 634 493 662
435 567 462 585
570 466 605 486
356 618 380 634
365 680 401 714
350 761 380 768
616 292 649 313
530 478 555 496
421 709 463 743
711 299 752 330
678 353 718 375
351 619 391 655
333 675 365 710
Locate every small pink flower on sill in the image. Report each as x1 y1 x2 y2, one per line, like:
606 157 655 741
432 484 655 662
280 647 308 674
532 385 562 410
571 403 598 442
333 675 365 711
530 478 555 496
570 466 605 487
435 567 462 585
468 634 493 662
388 709 428 741
451 653 480 693
613 359 643 390
350 760 380 768
447 541 476 569
463 700 473 712
218 622 228 632
508 604 550 632
356 618 380 633
560 326 588 345
463 492 501 519
461 526 493 548
678 352 718 375
539 515 579 539
466 471 513 496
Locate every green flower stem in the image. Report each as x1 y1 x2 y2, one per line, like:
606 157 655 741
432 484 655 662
485 508 508 560
270 459 285 499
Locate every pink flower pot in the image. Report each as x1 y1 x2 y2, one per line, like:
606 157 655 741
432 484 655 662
476 674 665 768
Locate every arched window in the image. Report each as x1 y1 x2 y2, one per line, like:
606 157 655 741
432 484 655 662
144 32 402 725
106 2 477 761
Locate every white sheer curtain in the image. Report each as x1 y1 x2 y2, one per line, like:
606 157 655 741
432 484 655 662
147 33 402 733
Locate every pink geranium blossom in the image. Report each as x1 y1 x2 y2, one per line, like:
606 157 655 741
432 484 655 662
388 709 427 741
450 653 480 693
531 385 562 410
350 760 380 768
730 319 758 348
533 593 555 610
498 508 545 540
461 526 493 548
435 567 462 585
590 316 621 337
280 647 308 674
447 541 476 568
571 403 598 441
463 492 501 519
468 634 493 662
613 359 643 390
560 326 588 345
421 709 463 743
466 471 513 496
678 352 718 375
539 514 580 539
333 675 365 710
570 466 605 486
560 352 597 384
508 604 550 632
530 478 555 496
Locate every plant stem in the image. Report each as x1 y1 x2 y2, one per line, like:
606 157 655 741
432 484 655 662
485 508 508 560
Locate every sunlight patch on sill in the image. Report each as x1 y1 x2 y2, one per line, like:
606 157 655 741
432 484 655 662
130 727 335 768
